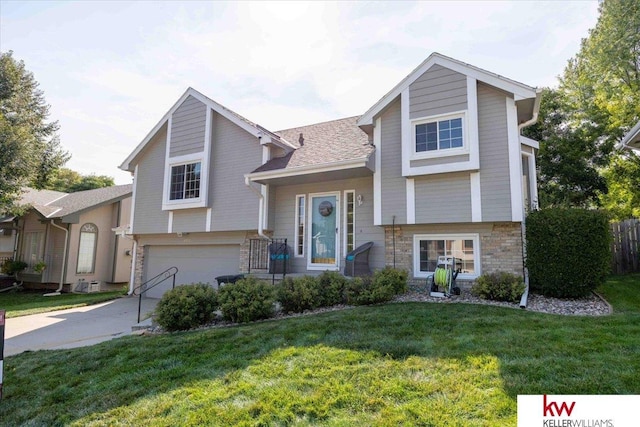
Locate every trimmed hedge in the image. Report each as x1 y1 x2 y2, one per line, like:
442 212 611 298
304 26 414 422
218 277 275 323
316 271 348 306
526 208 611 298
155 283 218 332
345 268 408 306
471 271 525 303
277 276 320 314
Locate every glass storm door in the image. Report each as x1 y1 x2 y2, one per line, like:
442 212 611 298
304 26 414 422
309 193 339 269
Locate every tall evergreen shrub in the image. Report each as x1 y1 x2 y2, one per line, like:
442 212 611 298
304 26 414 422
526 208 611 298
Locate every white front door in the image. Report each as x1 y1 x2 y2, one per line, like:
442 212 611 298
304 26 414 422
308 192 340 270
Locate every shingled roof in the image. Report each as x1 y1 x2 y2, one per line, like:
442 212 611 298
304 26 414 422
16 185 132 221
251 116 373 174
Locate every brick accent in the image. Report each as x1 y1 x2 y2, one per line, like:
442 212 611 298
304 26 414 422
384 222 524 285
133 243 145 290
480 222 524 276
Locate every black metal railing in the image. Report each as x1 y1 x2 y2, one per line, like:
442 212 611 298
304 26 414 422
248 239 270 272
132 266 178 323
248 238 289 284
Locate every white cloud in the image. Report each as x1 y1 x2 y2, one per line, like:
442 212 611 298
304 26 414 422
1 0 600 183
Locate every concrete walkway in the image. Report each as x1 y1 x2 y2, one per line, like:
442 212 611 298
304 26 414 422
3 296 159 357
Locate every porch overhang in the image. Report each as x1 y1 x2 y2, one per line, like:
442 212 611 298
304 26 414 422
246 157 374 186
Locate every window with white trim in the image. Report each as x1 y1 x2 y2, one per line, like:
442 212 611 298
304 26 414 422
413 234 479 278
415 116 463 153
169 162 201 200
77 223 98 274
294 195 305 257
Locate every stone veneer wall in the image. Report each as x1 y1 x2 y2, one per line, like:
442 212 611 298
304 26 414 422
133 242 145 291
239 230 273 273
384 222 524 288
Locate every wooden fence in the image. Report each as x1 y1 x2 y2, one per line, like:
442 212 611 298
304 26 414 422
611 219 640 274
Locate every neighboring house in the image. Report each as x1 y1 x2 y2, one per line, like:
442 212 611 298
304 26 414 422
618 120 640 151
0 185 133 291
120 52 541 298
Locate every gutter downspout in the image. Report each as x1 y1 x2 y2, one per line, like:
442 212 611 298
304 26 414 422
244 176 268 240
517 88 542 308
45 220 69 296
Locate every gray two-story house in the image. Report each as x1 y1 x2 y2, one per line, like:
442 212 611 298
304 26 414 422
120 53 540 297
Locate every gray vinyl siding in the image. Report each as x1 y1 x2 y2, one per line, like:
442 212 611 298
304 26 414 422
478 83 511 221
267 185 277 231
379 98 407 225
133 124 171 234
169 95 207 158
410 154 470 169
172 208 208 233
271 176 385 273
414 172 472 223
409 64 467 119
208 111 262 231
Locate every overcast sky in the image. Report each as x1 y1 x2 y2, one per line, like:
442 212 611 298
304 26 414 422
1 1 600 184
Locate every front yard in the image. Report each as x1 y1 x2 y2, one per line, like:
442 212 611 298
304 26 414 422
0 274 638 426
0 289 126 318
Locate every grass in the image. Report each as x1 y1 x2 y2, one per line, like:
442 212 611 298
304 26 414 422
0 274 638 426
0 289 126 318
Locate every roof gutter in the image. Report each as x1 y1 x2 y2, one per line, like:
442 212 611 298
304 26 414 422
44 220 69 296
516 88 541 309
246 157 371 183
518 88 542 133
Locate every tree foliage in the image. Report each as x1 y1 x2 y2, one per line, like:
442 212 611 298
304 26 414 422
524 0 640 213
0 51 69 212
46 167 115 193
524 88 607 208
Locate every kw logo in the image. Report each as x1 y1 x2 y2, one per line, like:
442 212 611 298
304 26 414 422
543 395 576 417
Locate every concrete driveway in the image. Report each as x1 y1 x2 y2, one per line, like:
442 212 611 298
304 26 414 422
3 296 159 357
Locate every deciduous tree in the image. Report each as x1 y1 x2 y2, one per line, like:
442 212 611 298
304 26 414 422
0 51 69 212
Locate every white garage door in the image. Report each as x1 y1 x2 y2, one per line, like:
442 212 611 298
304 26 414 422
144 245 241 298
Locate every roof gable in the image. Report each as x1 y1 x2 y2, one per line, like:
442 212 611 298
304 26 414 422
357 52 538 127
120 87 294 171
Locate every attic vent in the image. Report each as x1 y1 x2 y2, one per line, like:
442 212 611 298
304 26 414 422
298 133 304 146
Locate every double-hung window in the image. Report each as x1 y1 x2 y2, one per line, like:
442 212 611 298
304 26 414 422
170 162 201 201
413 234 479 279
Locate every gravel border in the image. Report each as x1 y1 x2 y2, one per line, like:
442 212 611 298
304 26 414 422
394 289 612 316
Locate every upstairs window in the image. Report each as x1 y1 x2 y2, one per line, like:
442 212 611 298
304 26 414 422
415 117 463 153
170 162 201 200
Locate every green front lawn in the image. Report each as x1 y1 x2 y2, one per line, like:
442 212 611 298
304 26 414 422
0 275 638 426
0 289 126 318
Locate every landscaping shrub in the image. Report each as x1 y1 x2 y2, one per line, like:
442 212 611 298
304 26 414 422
1 259 27 275
218 277 275 323
373 267 408 295
526 208 611 298
346 275 395 306
316 271 348 306
277 276 320 314
471 271 525 303
155 283 218 332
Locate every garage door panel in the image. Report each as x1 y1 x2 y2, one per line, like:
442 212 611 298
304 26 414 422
145 245 240 298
